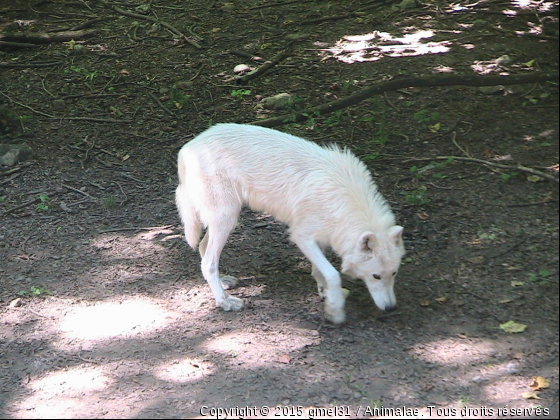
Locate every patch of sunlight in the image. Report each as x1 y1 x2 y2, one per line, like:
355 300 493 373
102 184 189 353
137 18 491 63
410 338 495 365
512 0 532 8
471 60 508 75
154 357 216 383
433 65 455 73
59 299 173 341
323 30 450 63
14 367 113 418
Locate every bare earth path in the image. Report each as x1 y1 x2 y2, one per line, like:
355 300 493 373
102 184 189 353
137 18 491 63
1 1 558 418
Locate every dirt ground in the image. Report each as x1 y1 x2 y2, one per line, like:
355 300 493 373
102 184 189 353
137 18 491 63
1 0 559 418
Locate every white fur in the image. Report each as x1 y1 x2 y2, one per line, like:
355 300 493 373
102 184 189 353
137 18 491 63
176 123 405 323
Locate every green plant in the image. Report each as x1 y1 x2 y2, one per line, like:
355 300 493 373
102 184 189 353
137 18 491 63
342 80 356 91
500 172 520 181
529 270 550 286
36 193 52 211
371 399 382 409
103 195 118 209
414 109 441 128
66 65 98 82
324 110 344 127
410 158 454 178
402 186 430 206
18 286 53 297
231 89 251 100
168 90 191 108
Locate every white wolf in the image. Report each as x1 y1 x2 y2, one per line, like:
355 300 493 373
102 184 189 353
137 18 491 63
175 123 405 324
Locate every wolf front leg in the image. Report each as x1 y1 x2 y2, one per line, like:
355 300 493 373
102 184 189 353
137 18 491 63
291 235 346 324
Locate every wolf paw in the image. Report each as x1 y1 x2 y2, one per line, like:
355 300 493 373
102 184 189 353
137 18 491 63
325 309 346 325
220 275 238 290
324 301 346 324
217 295 244 312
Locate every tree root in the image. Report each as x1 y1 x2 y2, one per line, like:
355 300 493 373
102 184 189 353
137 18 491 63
251 71 559 128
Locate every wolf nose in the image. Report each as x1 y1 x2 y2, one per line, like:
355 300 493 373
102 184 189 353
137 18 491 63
384 304 397 312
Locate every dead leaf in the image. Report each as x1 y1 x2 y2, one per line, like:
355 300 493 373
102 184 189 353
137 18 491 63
511 281 524 287
420 299 431 307
499 298 513 304
521 391 541 400
468 256 485 264
527 174 542 182
435 296 448 304
429 122 441 133
530 376 550 391
416 212 430 220
500 320 527 334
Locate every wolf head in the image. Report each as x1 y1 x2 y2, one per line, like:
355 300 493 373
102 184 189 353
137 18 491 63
342 225 405 312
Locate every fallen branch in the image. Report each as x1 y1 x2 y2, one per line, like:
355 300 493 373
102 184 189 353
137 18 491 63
0 162 35 177
0 61 63 68
404 156 559 183
299 12 362 25
1 191 60 217
0 41 40 49
0 30 99 44
251 71 559 127
235 48 293 84
51 17 112 33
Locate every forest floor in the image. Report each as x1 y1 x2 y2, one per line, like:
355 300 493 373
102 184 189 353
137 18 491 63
0 0 558 418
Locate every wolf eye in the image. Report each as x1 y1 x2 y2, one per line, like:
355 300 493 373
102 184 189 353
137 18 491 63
392 272 397 277
373 274 381 280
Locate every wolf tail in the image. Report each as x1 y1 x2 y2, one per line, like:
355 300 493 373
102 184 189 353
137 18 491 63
175 159 203 249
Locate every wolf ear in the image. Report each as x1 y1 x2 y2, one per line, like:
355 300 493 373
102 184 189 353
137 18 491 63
389 225 404 249
359 232 378 253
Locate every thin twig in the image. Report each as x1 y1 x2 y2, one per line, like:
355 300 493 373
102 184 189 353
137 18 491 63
0 162 35 177
107 3 201 48
61 183 96 199
147 91 175 116
235 48 293 84
98 225 174 234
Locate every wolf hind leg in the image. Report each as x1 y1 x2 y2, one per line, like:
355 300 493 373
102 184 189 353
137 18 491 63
199 204 243 312
199 231 239 290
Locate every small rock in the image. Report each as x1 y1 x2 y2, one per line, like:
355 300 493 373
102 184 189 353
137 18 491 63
506 362 520 374
0 148 19 166
262 93 294 110
479 86 504 95
0 144 33 166
9 298 22 308
233 64 252 74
